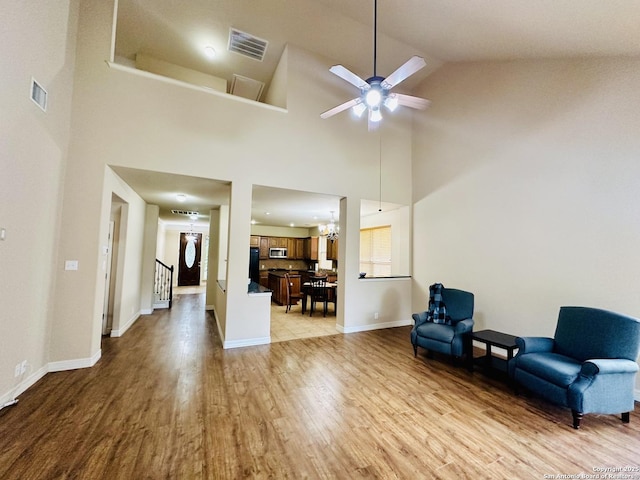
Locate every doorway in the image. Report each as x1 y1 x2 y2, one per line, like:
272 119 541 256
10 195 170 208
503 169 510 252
178 232 202 286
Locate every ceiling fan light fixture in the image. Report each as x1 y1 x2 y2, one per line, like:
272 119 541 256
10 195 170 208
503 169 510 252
384 95 398 112
365 88 382 108
352 102 367 117
370 108 382 123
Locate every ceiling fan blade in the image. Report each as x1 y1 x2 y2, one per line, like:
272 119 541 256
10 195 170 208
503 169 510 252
380 56 427 90
320 97 362 119
395 93 431 110
329 65 370 91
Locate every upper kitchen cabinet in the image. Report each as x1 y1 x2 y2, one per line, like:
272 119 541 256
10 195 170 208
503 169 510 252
250 235 260 247
268 237 287 248
326 238 338 261
305 236 318 261
287 238 296 258
285 237 307 259
296 238 306 260
259 237 269 259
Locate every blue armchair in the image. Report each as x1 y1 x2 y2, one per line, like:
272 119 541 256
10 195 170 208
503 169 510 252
411 288 474 360
509 306 640 429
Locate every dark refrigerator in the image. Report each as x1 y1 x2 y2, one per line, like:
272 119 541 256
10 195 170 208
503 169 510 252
249 247 260 283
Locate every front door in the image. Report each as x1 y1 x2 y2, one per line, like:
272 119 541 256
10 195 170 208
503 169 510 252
178 232 202 286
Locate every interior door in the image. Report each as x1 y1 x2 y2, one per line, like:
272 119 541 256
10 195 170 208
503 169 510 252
178 232 202 286
102 221 115 335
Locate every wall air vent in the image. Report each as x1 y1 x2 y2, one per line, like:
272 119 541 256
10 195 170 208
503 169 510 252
171 210 199 216
228 28 268 61
30 78 47 111
230 74 265 101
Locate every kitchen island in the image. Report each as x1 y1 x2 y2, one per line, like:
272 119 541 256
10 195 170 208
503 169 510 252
268 270 302 306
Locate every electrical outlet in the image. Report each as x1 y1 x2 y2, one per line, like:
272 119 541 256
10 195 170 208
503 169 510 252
374 312 379 320
14 363 21 378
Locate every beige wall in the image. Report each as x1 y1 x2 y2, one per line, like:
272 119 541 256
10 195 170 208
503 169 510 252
46 0 414 362
411 57 640 391
0 0 79 402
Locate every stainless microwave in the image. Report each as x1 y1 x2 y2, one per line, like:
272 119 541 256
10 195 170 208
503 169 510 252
269 247 287 258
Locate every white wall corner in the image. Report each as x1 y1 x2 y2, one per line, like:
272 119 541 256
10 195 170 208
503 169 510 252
110 311 140 337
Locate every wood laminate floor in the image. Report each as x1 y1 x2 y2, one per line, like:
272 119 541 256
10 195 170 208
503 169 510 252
0 293 638 479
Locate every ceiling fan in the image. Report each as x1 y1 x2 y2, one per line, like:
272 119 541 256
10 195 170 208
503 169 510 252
320 0 431 130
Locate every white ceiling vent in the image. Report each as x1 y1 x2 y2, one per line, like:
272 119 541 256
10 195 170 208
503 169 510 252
171 210 199 216
230 74 265 101
228 28 268 61
30 78 47 112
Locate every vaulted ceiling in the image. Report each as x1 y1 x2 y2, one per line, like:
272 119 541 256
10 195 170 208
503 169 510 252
112 1 640 228
116 0 640 97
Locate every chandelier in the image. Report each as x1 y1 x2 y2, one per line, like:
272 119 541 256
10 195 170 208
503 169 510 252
319 211 339 242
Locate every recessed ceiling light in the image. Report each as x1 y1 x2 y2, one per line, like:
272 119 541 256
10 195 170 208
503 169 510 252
189 214 198 220
265 212 270 215
176 194 187 202
290 223 294 227
251 220 256 224
204 45 217 59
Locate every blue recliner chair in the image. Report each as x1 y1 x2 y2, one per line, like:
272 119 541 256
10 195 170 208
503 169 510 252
411 288 474 359
509 306 640 429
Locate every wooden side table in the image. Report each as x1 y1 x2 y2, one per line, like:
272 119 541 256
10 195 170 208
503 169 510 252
467 329 518 375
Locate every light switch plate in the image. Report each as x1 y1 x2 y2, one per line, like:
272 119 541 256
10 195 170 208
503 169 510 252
65 260 78 271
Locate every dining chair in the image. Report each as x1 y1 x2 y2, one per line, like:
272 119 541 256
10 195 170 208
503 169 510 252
284 273 304 313
309 275 328 317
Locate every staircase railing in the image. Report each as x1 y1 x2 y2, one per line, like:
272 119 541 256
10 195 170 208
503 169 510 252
154 259 174 309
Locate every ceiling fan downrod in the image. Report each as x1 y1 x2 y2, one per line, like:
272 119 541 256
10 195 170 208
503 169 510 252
373 0 378 77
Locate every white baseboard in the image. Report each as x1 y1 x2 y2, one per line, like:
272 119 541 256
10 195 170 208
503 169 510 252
339 318 412 334
49 349 102 372
1 350 101 410
0 365 48 409
110 311 140 337
223 336 271 349
141 308 154 314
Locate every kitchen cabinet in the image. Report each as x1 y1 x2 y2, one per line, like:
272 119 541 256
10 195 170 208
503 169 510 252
295 238 305 260
259 237 269 259
257 236 318 260
287 238 297 258
285 237 306 259
326 238 338 260
268 237 287 248
306 236 318 261
268 271 301 305
259 271 269 288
